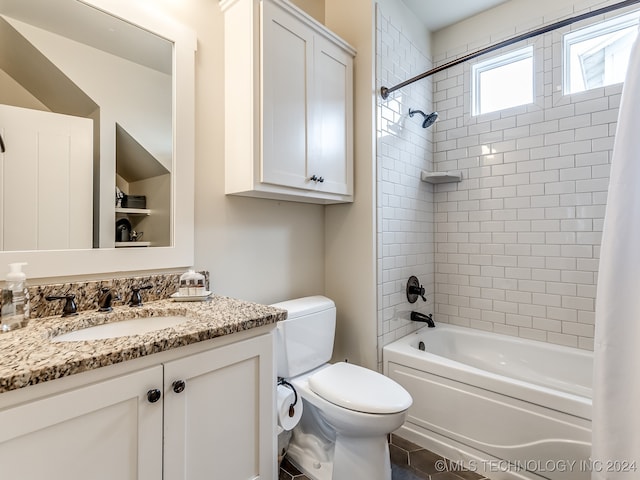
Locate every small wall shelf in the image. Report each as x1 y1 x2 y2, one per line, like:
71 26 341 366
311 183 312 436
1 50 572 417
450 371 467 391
116 207 151 215
420 171 463 184
115 241 151 248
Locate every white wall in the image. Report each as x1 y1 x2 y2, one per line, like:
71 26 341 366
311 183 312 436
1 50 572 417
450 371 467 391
429 0 632 349
375 0 435 364
324 0 378 369
145 0 326 305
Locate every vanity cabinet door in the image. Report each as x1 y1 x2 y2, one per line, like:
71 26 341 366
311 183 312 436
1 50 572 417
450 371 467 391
0 365 163 480
163 332 276 480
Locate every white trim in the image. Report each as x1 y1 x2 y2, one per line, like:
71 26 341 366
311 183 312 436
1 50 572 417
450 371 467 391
0 1 196 279
563 9 640 95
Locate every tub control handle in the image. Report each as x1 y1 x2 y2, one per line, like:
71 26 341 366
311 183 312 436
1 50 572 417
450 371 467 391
406 276 427 303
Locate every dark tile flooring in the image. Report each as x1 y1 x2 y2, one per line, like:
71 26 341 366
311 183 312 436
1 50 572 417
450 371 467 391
279 434 488 480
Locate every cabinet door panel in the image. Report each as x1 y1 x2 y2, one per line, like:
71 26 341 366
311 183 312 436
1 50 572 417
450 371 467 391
262 1 312 189
0 366 163 480
164 333 275 480
310 36 353 196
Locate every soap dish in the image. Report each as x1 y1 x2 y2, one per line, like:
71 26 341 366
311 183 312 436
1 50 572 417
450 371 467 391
170 291 212 302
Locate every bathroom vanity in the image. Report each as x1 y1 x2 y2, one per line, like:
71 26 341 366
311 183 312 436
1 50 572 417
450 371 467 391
0 296 285 480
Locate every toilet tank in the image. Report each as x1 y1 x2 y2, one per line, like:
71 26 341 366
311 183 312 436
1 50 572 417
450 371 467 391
271 296 336 378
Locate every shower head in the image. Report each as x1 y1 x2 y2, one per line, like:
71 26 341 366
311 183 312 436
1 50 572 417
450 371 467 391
409 109 438 129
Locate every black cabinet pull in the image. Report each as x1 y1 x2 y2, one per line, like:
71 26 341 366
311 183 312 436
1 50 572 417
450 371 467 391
172 380 186 394
147 388 161 403
0 133 5 153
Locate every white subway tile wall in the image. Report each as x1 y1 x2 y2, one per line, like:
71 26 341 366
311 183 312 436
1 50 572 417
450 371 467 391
430 2 632 351
376 0 632 359
376 5 435 365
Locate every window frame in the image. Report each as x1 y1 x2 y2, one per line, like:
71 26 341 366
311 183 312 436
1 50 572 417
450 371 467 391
471 45 534 116
563 10 640 95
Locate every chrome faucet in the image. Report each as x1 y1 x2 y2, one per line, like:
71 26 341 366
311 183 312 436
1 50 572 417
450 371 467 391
411 311 435 328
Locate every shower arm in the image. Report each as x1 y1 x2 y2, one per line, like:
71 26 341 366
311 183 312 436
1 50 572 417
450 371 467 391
408 108 427 119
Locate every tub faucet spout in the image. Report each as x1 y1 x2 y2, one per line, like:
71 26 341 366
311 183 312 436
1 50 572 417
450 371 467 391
411 311 435 328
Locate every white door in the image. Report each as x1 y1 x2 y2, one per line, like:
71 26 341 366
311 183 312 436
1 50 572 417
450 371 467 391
261 1 313 190
163 334 276 480
0 104 93 250
0 366 163 480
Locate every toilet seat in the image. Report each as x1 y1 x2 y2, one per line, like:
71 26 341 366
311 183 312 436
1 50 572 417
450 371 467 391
308 362 412 414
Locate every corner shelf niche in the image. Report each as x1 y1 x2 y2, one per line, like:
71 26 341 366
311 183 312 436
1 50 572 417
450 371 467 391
420 171 463 184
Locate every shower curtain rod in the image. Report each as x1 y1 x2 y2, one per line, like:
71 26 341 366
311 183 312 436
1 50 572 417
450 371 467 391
380 0 640 99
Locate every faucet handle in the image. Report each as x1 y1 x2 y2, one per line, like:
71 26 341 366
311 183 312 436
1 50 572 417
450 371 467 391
46 294 78 317
129 285 152 307
406 276 427 303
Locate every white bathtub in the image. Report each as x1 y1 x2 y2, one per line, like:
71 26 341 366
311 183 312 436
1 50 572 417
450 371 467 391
383 324 592 480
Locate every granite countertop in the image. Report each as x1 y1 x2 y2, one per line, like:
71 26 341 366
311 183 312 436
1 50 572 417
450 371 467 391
0 295 287 393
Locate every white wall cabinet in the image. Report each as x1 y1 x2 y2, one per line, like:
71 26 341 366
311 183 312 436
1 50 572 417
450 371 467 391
222 0 355 204
0 332 275 480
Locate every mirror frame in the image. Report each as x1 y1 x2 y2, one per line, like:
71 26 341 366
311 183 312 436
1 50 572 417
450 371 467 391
1 0 196 279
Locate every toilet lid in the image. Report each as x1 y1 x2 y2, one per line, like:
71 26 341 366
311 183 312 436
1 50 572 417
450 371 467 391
308 362 412 414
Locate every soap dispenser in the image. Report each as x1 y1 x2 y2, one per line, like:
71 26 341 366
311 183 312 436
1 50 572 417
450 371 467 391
1 263 30 331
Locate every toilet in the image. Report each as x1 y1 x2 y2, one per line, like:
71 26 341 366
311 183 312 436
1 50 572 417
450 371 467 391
272 296 412 480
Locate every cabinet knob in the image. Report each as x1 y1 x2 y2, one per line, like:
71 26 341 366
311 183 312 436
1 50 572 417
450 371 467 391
147 388 162 403
172 380 186 394
317 176 324 183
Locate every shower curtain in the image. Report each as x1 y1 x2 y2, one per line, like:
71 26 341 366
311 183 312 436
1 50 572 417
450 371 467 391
592 33 640 478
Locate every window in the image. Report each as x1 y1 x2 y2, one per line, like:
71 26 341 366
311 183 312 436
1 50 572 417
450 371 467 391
472 46 534 116
564 11 640 94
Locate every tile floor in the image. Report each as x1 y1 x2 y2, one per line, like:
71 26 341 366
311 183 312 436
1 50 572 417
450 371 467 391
279 434 488 480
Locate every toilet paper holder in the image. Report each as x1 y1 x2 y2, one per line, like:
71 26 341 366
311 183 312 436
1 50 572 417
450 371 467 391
278 378 299 417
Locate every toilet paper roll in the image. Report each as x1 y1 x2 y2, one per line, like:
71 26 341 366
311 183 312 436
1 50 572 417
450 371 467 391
277 384 303 431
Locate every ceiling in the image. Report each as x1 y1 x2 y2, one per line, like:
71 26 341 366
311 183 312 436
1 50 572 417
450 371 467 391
0 0 172 74
401 0 509 32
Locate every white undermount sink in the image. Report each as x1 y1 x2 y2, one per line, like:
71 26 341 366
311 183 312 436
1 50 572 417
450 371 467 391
51 315 190 342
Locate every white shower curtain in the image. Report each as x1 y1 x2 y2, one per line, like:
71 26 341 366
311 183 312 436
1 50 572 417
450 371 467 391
592 32 640 478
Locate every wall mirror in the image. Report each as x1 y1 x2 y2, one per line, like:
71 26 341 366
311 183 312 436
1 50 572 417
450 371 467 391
0 0 195 278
